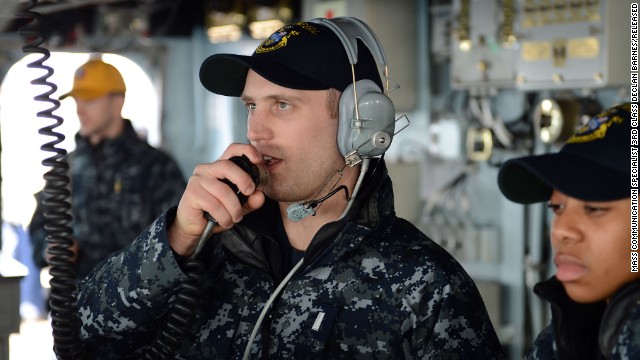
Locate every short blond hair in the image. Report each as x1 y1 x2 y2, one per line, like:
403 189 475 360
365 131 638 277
327 88 341 119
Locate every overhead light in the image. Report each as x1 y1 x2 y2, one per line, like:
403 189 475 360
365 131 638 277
205 0 246 43
207 22 243 43
205 0 295 43
458 39 472 52
247 1 292 40
249 19 284 40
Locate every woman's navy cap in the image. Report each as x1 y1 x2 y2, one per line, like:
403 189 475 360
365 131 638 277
198 20 383 96
498 103 633 203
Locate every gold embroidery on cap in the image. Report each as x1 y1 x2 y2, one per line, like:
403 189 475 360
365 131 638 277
567 108 625 144
296 22 320 34
256 30 299 53
255 22 319 54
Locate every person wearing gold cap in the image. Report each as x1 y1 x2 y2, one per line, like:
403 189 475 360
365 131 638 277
29 57 187 281
498 103 639 359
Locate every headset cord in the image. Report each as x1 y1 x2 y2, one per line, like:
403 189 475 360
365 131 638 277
18 1 84 358
242 258 304 360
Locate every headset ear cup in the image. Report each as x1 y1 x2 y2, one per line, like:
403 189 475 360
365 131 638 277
599 281 640 358
337 79 395 157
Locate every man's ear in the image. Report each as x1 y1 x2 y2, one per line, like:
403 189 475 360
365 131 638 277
110 93 125 111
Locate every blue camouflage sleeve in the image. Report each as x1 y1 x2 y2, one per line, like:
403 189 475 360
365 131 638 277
28 190 49 268
409 268 506 359
76 208 189 351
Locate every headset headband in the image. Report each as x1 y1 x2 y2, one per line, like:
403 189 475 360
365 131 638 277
309 17 389 92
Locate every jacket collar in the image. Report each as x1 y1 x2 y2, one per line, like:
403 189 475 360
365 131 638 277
218 159 396 280
534 276 606 360
75 119 140 161
242 158 394 240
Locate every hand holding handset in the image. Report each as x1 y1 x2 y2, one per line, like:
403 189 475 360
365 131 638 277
148 155 268 359
190 154 269 259
216 154 269 211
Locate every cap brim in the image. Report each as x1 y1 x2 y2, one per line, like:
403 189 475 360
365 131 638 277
58 89 108 101
59 91 72 100
498 152 630 204
199 54 330 96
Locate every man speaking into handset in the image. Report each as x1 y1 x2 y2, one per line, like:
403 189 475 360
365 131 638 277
76 18 505 359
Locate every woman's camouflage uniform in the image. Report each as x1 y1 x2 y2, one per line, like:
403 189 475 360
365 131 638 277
525 277 640 360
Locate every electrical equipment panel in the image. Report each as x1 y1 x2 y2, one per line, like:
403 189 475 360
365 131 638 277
516 0 630 90
451 0 631 90
450 0 519 89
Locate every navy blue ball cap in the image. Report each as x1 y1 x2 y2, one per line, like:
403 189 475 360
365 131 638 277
199 20 383 97
498 103 633 203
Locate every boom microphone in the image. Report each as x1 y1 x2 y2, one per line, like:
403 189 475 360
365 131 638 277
287 185 349 222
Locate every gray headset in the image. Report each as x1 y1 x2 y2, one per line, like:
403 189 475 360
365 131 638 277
309 17 396 165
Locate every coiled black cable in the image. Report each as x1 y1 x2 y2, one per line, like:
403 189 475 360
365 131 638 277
144 258 204 359
16 4 262 356
17 1 84 358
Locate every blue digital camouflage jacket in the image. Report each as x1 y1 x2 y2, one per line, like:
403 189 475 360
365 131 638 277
76 160 506 359
30 119 186 280
525 277 640 360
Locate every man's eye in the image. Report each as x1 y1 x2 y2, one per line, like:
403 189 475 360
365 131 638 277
277 102 291 110
246 103 256 111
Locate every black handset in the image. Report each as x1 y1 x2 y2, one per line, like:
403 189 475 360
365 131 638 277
221 154 269 204
193 154 269 259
